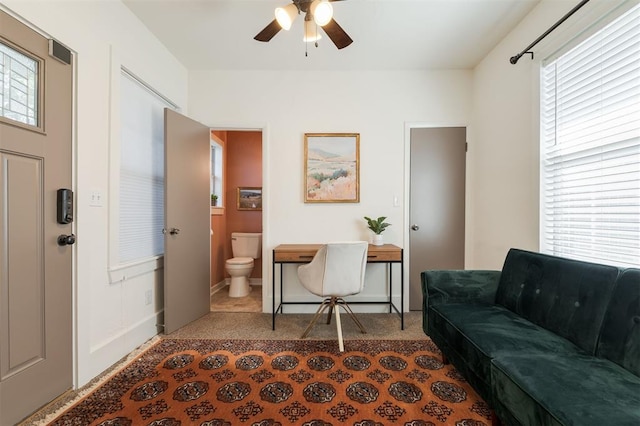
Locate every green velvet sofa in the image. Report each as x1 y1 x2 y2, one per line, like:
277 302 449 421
421 248 640 425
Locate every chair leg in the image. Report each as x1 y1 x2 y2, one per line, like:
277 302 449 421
339 299 367 334
326 298 335 325
301 300 331 339
301 297 365 351
335 304 344 352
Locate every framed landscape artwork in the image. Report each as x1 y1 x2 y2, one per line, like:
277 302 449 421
237 187 262 210
304 133 360 203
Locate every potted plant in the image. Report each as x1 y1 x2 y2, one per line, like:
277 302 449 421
364 216 391 246
211 194 218 206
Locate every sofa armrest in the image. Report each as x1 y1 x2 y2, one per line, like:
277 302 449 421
421 270 501 309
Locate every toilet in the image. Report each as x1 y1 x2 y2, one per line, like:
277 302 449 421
225 232 262 298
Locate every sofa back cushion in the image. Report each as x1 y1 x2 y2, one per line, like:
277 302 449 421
495 249 620 354
596 268 640 377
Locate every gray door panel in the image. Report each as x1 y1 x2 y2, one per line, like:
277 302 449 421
0 10 73 424
164 109 211 334
409 127 466 310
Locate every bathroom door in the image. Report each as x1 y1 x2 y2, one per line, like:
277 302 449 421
164 109 211 334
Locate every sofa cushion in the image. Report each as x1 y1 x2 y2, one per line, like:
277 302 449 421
422 270 502 308
596 268 640 377
429 303 584 387
495 249 620 354
491 352 640 426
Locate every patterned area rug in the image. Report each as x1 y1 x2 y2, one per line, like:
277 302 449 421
50 339 491 425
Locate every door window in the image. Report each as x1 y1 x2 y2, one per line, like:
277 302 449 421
0 41 39 126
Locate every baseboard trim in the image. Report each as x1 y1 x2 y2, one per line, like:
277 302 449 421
85 311 161 386
210 280 227 296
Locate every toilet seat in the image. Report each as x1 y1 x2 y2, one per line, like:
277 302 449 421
226 257 254 266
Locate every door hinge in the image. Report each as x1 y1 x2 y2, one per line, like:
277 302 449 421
465 142 468 152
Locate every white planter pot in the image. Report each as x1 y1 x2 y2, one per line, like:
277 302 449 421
372 234 383 246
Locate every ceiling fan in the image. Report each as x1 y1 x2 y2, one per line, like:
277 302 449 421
254 0 353 49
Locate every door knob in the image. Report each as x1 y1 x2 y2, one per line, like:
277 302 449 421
411 224 420 231
57 234 76 246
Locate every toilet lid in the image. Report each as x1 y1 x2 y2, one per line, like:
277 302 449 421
226 257 254 265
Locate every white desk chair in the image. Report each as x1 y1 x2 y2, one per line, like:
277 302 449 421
297 241 368 351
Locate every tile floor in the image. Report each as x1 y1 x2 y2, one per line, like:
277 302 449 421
210 284 262 312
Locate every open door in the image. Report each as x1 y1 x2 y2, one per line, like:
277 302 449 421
164 109 211 334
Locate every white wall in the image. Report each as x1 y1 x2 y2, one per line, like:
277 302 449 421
467 0 632 269
189 70 472 311
1 0 188 386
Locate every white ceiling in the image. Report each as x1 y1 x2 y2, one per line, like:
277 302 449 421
122 0 540 70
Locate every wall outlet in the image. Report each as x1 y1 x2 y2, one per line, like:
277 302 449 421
144 290 152 305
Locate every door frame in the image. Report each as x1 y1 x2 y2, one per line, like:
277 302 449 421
209 124 269 313
0 4 78 387
403 122 470 312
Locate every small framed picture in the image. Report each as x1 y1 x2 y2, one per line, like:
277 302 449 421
237 187 262 211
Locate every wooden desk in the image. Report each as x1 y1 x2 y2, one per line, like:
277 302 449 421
272 244 404 330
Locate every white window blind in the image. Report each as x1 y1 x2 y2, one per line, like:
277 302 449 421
119 71 173 264
541 4 640 268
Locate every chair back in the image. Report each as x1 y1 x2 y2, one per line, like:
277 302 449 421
298 241 368 298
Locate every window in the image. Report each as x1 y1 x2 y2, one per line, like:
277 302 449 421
119 70 175 264
211 139 223 206
0 42 38 126
541 4 640 268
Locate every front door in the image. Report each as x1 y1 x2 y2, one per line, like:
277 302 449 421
0 10 73 424
409 127 466 310
164 109 211 334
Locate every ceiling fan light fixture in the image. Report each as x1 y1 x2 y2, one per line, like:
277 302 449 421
303 19 322 42
311 0 333 26
275 3 298 31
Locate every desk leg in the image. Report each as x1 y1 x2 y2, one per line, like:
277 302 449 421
272 252 276 330
389 263 393 314
280 264 284 315
401 249 404 330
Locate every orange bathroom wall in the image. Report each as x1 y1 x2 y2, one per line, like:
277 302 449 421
211 213 226 286
226 131 263 279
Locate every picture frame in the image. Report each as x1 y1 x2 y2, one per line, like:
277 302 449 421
304 133 360 203
237 187 262 211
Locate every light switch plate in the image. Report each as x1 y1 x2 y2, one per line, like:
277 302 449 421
89 190 103 207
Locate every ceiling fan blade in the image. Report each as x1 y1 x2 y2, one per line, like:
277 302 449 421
322 18 353 49
254 19 282 42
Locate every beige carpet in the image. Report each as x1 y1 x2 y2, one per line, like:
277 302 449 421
21 311 425 425
171 311 424 341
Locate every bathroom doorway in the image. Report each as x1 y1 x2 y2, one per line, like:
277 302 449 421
209 129 263 313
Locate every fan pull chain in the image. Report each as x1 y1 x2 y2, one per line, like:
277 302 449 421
304 24 319 57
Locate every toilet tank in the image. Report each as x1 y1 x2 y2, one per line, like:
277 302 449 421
231 233 262 259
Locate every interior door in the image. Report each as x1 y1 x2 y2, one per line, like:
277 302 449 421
409 127 466 310
0 11 73 424
164 109 211 334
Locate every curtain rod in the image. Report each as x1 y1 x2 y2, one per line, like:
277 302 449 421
510 0 591 64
